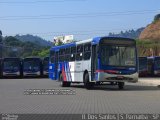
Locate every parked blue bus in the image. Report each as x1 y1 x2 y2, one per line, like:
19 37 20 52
138 57 148 77
49 37 138 89
0 58 2 78
1 57 22 77
43 57 49 76
147 56 160 76
23 57 42 77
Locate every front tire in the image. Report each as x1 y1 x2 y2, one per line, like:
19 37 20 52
60 73 71 87
118 82 124 90
84 73 94 89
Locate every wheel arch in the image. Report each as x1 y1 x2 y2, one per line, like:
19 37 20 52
83 70 89 83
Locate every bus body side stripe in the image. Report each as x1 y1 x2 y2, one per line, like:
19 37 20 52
68 63 72 81
65 62 69 81
62 65 67 81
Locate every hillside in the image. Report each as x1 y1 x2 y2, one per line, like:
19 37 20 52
108 28 144 39
15 34 52 47
138 14 160 56
139 20 160 41
3 36 50 58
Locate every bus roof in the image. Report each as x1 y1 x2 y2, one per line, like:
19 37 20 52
92 37 135 45
139 57 147 58
50 36 135 51
3 57 21 60
50 42 76 51
23 57 41 60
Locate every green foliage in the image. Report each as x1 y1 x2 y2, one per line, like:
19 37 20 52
154 14 160 22
38 48 50 57
55 39 63 46
3 36 51 58
136 39 160 56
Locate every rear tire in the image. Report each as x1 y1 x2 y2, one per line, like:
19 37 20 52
60 73 71 87
118 82 124 90
84 73 94 89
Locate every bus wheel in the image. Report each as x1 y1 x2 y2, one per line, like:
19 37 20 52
84 73 94 89
118 82 124 90
60 73 71 87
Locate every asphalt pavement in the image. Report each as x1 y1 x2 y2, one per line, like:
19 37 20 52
0 78 160 114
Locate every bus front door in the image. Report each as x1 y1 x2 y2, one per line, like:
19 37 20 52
54 51 59 80
91 45 97 81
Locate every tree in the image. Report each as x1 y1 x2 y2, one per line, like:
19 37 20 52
0 30 2 43
154 14 160 22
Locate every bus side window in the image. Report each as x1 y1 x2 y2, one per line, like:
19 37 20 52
65 47 71 62
76 45 83 61
70 47 76 61
50 51 55 63
84 43 91 60
59 49 65 62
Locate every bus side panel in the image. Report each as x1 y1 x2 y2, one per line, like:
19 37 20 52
49 64 55 80
74 61 83 82
69 62 75 82
62 62 72 82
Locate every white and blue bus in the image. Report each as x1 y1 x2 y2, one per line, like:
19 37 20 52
49 37 138 89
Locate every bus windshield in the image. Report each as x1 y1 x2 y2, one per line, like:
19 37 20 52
4 61 19 70
100 45 136 67
24 59 40 70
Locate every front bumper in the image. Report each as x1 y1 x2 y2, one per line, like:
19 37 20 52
95 72 138 83
43 71 49 75
23 71 40 76
3 72 20 76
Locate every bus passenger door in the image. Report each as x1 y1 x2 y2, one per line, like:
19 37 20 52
91 45 97 81
54 51 59 80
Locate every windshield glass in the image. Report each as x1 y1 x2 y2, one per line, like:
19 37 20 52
4 61 19 70
24 59 40 70
100 45 136 67
139 58 147 70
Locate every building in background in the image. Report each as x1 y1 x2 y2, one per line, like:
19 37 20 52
53 35 74 46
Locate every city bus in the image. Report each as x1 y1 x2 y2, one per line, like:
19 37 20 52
43 57 49 76
23 57 42 77
138 57 148 77
49 37 138 89
147 56 160 76
1 57 22 77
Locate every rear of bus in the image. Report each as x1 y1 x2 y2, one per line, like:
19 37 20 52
138 57 148 77
93 37 138 89
2 57 22 77
23 57 42 77
153 56 160 76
